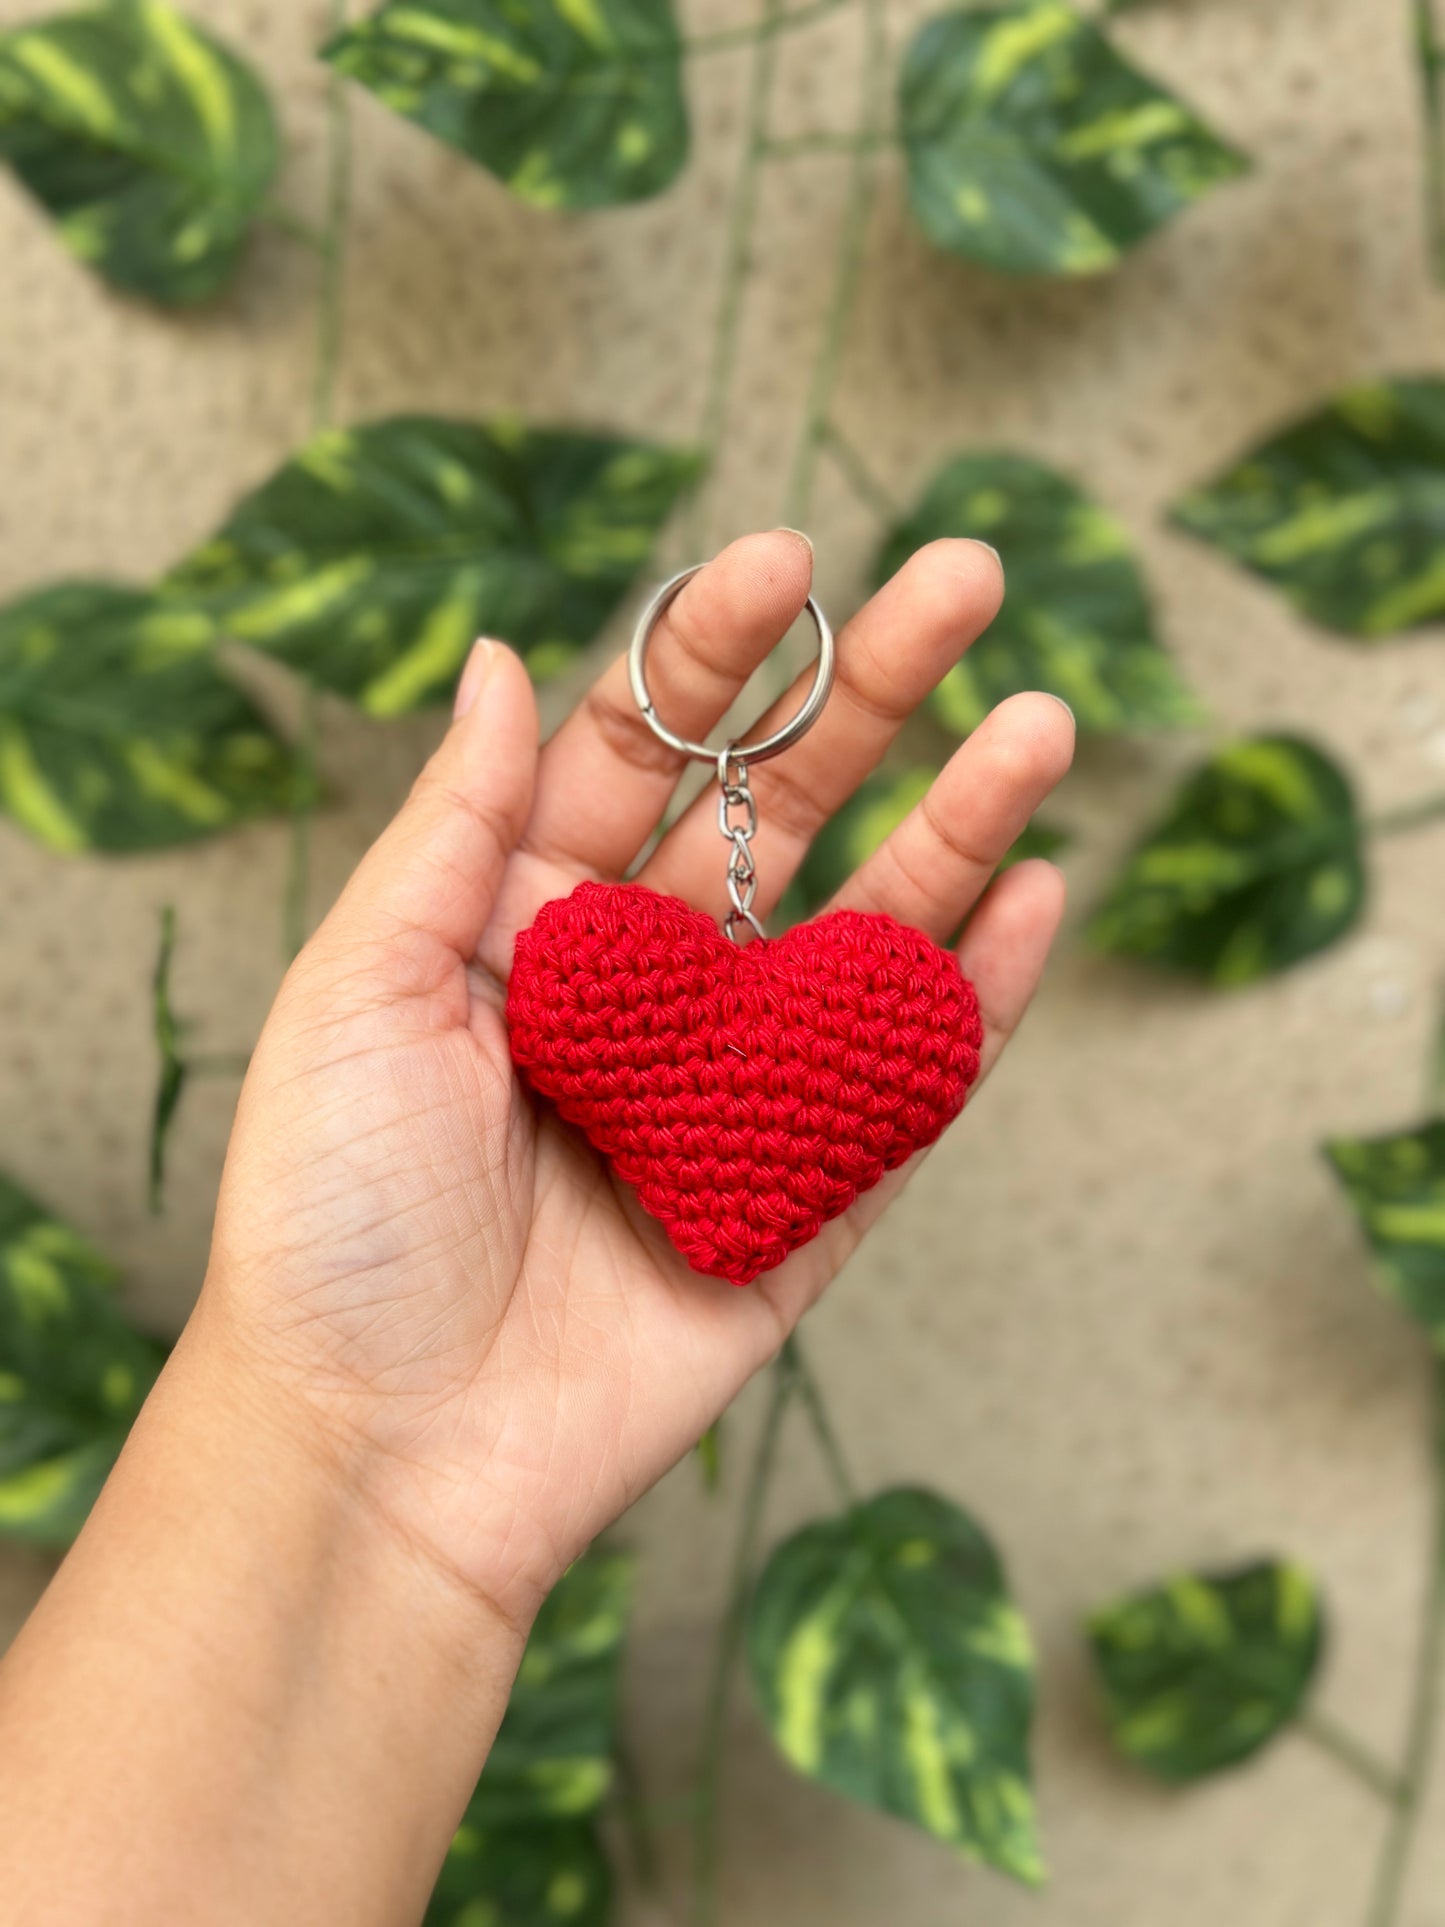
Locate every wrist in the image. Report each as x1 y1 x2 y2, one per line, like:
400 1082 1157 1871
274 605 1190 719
192 1256 573 1630
0 1301 532 1924
170 1290 538 1660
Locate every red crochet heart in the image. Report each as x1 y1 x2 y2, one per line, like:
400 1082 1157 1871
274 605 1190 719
506 882 982 1285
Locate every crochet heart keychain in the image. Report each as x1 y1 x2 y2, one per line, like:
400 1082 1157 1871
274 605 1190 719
506 564 984 1286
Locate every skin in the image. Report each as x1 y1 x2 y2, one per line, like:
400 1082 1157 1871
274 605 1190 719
0 532 1073 1924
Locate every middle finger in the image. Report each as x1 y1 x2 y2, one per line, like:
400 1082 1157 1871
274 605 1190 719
636 538 1004 919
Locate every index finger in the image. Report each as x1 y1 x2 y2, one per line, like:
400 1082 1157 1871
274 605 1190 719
519 530 815 880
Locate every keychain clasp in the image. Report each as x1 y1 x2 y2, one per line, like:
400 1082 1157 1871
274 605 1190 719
628 563 835 945
628 564 835 768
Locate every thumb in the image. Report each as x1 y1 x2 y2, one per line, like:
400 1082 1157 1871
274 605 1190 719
326 638 539 965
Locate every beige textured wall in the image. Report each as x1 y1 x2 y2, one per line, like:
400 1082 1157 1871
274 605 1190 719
2 0 1443 1921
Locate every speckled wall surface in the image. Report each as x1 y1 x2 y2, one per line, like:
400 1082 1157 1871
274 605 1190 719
2 0 1443 1920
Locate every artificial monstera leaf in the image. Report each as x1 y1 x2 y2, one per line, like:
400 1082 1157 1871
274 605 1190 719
797 765 1067 916
164 419 701 712
1088 1560 1323 1781
324 0 687 210
425 1817 611 1927
0 0 279 304
1325 1124 1445 1341
1172 378 1445 638
748 1487 1042 1885
1089 734 1364 985
0 1175 164 1546
476 1548 634 1822
0 582 302 854
878 453 1198 734
898 1 1247 276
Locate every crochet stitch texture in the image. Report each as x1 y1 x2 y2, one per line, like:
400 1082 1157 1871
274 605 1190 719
507 881 983 1285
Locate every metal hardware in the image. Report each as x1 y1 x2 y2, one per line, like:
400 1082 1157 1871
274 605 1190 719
629 562 834 945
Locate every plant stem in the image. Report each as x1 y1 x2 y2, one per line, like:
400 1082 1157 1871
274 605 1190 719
1297 1707 1406 1807
615 1789 706 1827
785 1333 858 1508
686 0 853 56
1432 998 1445 1112
312 5 353 437
148 906 185 1216
613 1728 661 1895
147 913 254 1211
285 0 352 959
763 129 892 160
259 200 330 252
685 0 787 557
783 0 889 526
1414 0 1445 284
1364 1356 1445 1927
690 1353 797 1927
817 417 901 524
283 678 321 961
1368 789 1445 839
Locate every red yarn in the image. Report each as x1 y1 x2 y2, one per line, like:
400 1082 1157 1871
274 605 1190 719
506 882 982 1286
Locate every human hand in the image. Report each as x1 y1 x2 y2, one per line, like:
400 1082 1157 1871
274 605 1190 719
199 531 1074 1630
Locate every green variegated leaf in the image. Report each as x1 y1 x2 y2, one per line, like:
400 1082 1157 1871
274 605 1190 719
1326 1124 1445 1340
0 1174 164 1546
0 0 279 304
797 764 1067 915
1088 1560 1323 1781
425 1817 611 1927
476 1548 634 1823
748 1487 1042 1885
426 1551 629 1925
998 819 1068 871
898 1 1247 276
1172 378 1445 638
0 582 302 854
324 0 687 210
878 454 1198 734
164 419 701 711
696 1420 721 1490
1089 734 1364 984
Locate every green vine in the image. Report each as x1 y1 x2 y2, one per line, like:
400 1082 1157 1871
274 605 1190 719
1359 1000 1445 1926
814 420 902 524
784 0 889 528
285 0 354 961
691 1348 798 1927
685 0 787 557
311 9 353 439
685 0 854 57
688 1331 870 1925
1296 1707 1407 1808
1415 0 1445 284
788 1333 858 1509
1365 1361 1445 1927
148 907 184 1215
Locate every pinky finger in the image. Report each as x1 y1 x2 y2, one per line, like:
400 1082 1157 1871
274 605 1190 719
956 858 1067 1084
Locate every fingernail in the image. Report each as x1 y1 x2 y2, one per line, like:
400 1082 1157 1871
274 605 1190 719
1046 692 1075 724
774 526 814 557
453 638 497 721
970 539 1003 570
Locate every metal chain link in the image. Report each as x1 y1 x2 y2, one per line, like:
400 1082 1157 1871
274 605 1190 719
717 747 765 944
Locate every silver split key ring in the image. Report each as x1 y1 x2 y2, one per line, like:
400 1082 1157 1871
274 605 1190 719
629 563 836 945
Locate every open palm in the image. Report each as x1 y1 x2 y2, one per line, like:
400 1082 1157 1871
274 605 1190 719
202 532 1074 1625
